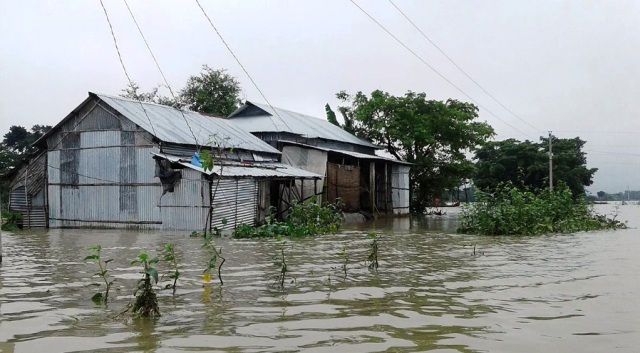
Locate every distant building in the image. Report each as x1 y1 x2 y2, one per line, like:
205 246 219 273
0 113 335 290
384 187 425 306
228 102 411 215
5 93 319 230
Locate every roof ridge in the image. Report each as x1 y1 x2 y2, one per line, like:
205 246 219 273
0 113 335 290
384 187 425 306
91 92 199 112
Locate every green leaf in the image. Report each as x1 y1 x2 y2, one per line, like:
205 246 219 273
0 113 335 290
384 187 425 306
91 292 103 303
149 257 160 265
83 255 99 261
147 268 159 284
138 253 149 261
221 218 228 226
87 245 102 251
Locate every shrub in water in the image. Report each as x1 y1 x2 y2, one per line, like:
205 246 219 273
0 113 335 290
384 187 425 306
1 212 23 231
457 182 626 236
234 198 345 239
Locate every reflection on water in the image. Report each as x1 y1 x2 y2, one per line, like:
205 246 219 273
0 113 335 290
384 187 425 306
1 204 639 352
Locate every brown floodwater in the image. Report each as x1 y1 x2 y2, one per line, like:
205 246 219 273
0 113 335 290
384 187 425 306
1 204 639 352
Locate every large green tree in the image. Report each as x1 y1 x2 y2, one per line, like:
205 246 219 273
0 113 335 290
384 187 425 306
473 136 597 198
121 65 242 116
330 90 495 212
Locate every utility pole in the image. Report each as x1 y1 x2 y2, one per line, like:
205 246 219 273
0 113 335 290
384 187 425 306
548 131 553 191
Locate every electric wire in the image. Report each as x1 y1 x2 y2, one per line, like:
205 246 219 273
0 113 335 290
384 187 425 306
349 0 532 138
122 0 200 147
387 0 542 133
193 0 293 132
98 0 158 138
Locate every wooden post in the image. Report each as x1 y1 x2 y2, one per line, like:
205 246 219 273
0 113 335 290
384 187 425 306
370 161 376 213
24 164 30 229
384 162 389 214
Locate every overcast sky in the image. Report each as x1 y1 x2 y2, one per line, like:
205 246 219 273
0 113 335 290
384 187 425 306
1 1 639 193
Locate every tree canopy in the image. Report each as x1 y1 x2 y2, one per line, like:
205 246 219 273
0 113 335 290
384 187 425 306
473 136 597 198
121 65 242 117
329 90 495 211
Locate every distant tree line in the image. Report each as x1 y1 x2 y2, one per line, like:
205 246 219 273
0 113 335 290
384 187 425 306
593 190 639 201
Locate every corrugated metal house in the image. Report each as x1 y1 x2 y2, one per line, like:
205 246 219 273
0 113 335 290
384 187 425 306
5 150 48 228
227 102 411 215
8 92 319 231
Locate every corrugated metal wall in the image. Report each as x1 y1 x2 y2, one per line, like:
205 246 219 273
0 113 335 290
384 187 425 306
43 98 241 230
7 151 48 228
391 164 410 215
47 102 169 229
159 168 210 231
211 178 257 231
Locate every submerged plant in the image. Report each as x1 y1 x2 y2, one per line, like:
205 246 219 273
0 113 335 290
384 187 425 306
162 243 180 294
84 245 114 304
1 211 23 231
131 252 160 317
202 231 225 285
366 232 379 271
273 235 291 288
340 245 349 278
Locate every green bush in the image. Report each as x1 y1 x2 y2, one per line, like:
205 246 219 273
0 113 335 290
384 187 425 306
1 211 23 231
234 198 345 238
457 182 626 236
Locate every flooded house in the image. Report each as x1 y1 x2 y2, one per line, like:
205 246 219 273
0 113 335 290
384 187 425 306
4 150 48 228
227 102 411 215
4 93 319 230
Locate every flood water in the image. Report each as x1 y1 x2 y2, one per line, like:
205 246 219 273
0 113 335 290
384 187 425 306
1 204 639 352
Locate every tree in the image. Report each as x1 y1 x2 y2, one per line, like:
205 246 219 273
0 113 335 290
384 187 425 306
332 90 495 212
3 124 52 155
120 82 175 106
325 104 340 127
120 65 242 117
473 136 597 198
179 65 242 116
4 126 30 154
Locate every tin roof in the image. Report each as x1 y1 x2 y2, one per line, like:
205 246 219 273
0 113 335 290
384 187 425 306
280 141 413 165
227 101 379 149
152 152 320 179
94 93 280 154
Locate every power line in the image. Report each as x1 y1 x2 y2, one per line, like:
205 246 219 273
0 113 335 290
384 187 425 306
48 164 204 184
387 0 542 133
98 0 158 138
586 150 640 157
555 130 638 134
349 0 532 138
122 0 200 148
193 0 293 132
